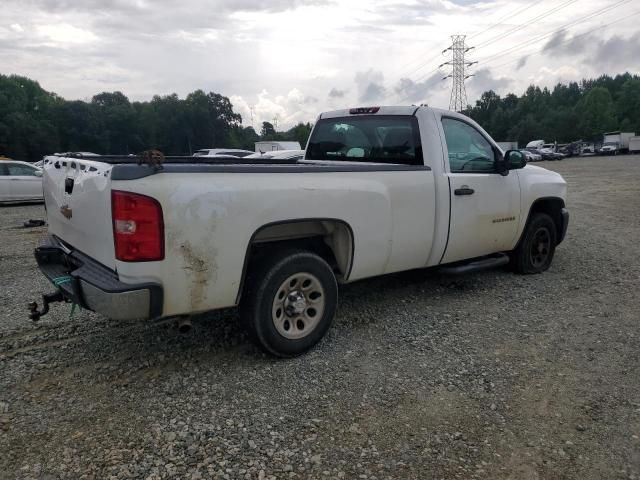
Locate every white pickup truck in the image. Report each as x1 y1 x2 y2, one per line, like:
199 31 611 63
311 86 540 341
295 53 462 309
31 106 569 356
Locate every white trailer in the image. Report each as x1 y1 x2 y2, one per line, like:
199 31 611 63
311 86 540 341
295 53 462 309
629 136 640 154
603 132 635 153
255 141 302 153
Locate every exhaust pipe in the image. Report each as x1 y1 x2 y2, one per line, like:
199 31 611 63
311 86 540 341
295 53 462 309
177 317 192 334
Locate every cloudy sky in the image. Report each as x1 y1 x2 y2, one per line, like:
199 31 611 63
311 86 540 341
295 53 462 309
1 0 639 129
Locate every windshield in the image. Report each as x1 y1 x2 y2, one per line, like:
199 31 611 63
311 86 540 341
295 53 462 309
603 142 617 146
306 115 422 165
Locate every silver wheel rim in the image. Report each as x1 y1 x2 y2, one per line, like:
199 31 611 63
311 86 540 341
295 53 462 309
271 272 325 340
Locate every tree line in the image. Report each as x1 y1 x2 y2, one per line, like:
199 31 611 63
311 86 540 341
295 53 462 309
1 72 639 160
467 73 640 145
0 74 312 160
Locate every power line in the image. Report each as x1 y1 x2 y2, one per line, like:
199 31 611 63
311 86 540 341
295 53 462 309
468 2 538 40
376 0 546 103
381 0 537 92
488 9 640 71
479 0 633 68
474 0 580 50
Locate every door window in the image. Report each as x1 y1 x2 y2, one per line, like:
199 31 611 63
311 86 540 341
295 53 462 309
7 163 36 177
0 164 8 176
442 118 496 173
7 164 38 176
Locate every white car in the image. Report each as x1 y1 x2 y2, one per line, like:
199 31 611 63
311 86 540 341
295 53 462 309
244 150 305 161
0 160 43 202
193 149 254 158
33 106 568 356
520 150 541 162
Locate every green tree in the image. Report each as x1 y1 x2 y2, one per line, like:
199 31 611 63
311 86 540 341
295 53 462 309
577 87 617 140
260 121 276 139
616 78 640 133
285 122 313 147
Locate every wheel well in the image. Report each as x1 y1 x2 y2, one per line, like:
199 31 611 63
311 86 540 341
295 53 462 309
527 197 565 242
236 219 354 303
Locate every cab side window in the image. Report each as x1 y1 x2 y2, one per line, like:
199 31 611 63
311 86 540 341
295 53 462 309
442 118 496 173
7 164 38 176
0 164 8 176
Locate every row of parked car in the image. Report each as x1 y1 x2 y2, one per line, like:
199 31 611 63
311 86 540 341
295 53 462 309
520 145 566 162
0 148 307 203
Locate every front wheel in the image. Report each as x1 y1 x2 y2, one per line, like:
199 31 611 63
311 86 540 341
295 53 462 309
511 213 557 274
240 249 338 357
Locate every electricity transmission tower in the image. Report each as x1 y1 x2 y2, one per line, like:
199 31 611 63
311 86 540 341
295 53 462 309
440 35 477 112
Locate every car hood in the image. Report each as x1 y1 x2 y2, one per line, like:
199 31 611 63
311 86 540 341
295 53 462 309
523 164 564 180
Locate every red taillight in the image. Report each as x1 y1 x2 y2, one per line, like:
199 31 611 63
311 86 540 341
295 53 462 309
112 190 164 262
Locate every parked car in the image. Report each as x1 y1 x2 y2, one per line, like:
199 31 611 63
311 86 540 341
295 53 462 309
520 149 541 162
255 141 302 153
32 106 569 357
244 150 305 161
193 149 254 158
558 142 581 157
0 160 43 202
526 148 556 161
598 142 620 155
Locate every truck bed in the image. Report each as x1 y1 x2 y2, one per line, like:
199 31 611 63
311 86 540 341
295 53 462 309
41 153 435 317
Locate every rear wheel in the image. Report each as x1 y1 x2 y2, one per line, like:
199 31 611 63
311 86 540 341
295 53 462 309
240 249 338 357
511 213 557 274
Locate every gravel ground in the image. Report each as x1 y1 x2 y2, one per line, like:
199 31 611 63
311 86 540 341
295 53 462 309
1 155 639 480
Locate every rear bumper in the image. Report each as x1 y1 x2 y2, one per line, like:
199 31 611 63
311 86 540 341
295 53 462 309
558 208 569 245
35 236 163 320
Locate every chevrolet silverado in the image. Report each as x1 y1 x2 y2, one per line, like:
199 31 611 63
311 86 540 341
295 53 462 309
31 106 569 356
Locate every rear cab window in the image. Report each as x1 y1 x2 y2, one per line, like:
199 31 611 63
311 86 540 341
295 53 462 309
306 115 423 166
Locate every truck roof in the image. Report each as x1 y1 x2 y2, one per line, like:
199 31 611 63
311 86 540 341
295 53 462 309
320 106 419 119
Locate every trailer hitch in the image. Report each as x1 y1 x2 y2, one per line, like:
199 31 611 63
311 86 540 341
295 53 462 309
28 291 66 322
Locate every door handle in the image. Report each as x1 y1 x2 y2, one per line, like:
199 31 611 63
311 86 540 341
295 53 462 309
454 187 475 196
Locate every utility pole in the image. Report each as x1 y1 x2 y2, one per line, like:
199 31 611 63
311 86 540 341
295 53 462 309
440 35 477 112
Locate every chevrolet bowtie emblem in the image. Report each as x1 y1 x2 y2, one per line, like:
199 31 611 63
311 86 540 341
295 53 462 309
60 205 73 219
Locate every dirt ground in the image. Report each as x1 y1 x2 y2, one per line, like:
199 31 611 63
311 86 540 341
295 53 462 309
0 155 639 480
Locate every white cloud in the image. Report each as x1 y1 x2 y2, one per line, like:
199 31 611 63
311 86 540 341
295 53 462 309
0 0 638 129
232 88 320 129
36 24 98 44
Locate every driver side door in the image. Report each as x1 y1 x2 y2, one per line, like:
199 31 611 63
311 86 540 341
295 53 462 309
440 117 521 264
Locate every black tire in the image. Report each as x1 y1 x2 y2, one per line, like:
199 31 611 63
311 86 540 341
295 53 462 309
511 213 557 274
240 249 338 357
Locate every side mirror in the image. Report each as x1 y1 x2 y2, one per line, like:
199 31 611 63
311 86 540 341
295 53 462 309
505 150 527 170
34 170 43 177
